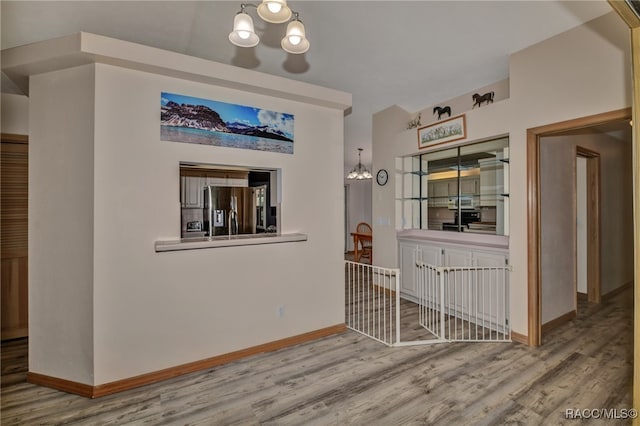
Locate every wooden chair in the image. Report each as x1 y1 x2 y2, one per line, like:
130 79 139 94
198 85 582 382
356 222 373 264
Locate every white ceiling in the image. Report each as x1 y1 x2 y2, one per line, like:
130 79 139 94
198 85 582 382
1 1 614 169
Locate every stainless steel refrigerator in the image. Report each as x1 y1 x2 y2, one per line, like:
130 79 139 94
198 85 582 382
203 186 256 237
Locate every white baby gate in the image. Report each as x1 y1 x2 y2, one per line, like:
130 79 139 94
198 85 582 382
345 260 511 346
345 260 400 346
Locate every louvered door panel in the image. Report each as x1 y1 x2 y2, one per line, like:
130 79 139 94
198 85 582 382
1 135 28 340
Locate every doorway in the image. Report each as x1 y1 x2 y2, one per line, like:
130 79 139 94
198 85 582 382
1 133 29 340
575 147 600 305
527 108 632 346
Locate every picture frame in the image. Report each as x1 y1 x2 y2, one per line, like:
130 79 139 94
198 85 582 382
417 114 466 149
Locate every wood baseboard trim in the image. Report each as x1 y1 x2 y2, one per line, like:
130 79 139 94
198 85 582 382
602 281 633 301
510 331 529 345
1 133 28 144
1 326 29 341
28 323 346 398
542 310 577 334
27 372 94 397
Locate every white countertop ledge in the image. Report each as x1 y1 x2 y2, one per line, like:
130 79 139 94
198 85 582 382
397 229 509 250
155 233 308 252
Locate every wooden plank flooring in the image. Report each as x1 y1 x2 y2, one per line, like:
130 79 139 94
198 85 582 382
1 286 633 425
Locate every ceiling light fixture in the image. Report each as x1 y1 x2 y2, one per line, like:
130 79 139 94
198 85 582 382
347 148 373 180
229 1 310 54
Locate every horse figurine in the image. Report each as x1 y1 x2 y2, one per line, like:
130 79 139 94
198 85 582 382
472 91 494 108
433 106 451 120
407 113 422 129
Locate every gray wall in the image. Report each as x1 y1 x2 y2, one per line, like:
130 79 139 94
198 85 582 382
540 128 633 323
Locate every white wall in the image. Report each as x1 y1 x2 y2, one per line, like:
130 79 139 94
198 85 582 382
1 93 29 134
576 156 587 295
540 130 633 323
507 11 630 334
29 60 347 385
372 105 411 267
372 11 631 337
29 65 96 383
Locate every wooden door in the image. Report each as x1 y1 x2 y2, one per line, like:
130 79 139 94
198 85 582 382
1 134 28 340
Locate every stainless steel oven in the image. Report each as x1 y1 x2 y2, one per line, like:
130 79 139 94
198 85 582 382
442 211 480 231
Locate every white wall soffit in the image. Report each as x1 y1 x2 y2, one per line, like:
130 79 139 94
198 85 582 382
1 32 352 112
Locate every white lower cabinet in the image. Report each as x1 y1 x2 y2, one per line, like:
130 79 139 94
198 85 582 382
443 247 473 268
398 236 509 337
471 250 509 327
398 241 443 299
399 242 419 296
398 238 508 300
473 250 507 267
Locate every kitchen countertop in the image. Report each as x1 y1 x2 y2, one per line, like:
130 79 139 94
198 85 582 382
155 233 308 252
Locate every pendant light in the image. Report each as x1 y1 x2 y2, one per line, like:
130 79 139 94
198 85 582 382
229 2 309 54
281 13 309 54
228 5 260 48
347 148 373 180
256 0 292 24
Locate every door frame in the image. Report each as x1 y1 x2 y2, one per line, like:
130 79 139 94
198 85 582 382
526 108 631 347
574 146 601 305
598 0 640 415
344 184 350 253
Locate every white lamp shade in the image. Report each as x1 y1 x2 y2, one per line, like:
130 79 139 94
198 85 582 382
229 12 259 47
281 20 310 54
257 0 292 24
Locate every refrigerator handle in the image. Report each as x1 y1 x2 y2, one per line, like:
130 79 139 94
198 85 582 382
206 186 213 237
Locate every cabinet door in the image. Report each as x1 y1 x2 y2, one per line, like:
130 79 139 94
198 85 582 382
399 243 418 297
184 177 203 208
414 244 442 306
473 250 508 330
399 242 443 300
433 181 449 197
443 248 473 319
419 244 442 267
443 247 472 267
473 250 507 268
204 177 226 187
460 177 479 195
427 183 435 207
431 181 450 207
227 177 249 187
447 180 458 196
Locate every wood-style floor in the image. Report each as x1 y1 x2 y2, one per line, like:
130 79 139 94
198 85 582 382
1 287 632 425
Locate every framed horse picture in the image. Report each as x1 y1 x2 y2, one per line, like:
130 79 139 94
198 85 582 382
417 114 466 149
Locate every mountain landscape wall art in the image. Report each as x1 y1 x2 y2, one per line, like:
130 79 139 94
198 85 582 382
161 92 294 154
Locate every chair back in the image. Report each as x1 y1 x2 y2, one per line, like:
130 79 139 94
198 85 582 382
356 222 373 250
353 222 373 263
356 222 372 235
